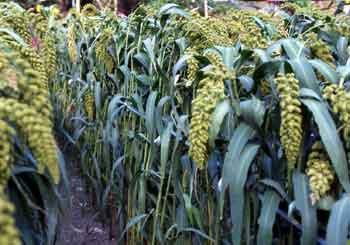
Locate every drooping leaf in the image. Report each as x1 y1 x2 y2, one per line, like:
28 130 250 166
259 179 289 202
222 123 255 189
173 55 190 78
337 65 350 82
257 190 281 245
229 143 260 244
300 89 350 193
158 3 188 17
209 46 239 71
293 171 317 245
134 52 151 71
175 37 187 54
253 60 282 81
155 96 171 136
34 176 59 245
310 59 339 84
336 37 349 65
160 122 173 173
288 58 320 93
118 214 149 243
143 37 156 68
238 75 254 92
136 74 154 86
281 38 304 59
179 227 214 242
209 99 232 148
326 195 350 245
145 91 158 139
240 97 266 128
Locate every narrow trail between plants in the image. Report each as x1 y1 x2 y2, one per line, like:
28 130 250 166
56 158 115 245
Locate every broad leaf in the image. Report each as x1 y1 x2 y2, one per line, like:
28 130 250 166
253 60 282 81
158 3 188 17
336 37 349 65
293 171 317 245
257 190 281 245
208 46 239 71
326 195 350 245
230 143 260 244
238 75 254 92
173 55 190 78
240 97 266 128
222 123 255 188
209 100 232 148
300 89 350 193
145 91 158 139
288 58 319 93
282 38 304 59
310 59 339 84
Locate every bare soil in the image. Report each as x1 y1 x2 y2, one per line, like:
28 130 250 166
56 159 115 245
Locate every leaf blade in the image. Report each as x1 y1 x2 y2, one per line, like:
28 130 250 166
257 190 281 245
300 89 350 193
293 171 317 245
326 195 350 245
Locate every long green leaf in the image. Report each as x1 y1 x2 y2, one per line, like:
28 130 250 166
145 91 158 139
173 55 190 78
254 48 270 63
34 176 59 245
293 171 317 245
240 97 266 128
281 38 304 59
209 99 232 148
222 123 255 188
118 214 148 243
336 37 349 65
209 46 239 71
230 143 260 244
288 58 319 93
253 60 282 81
300 89 350 193
161 122 172 173
143 37 156 68
155 96 171 136
158 3 188 17
257 190 281 245
180 228 214 242
326 195 350 245
310 59 339 84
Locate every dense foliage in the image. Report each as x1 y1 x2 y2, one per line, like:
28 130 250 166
0 3 63 244
2 1 350 244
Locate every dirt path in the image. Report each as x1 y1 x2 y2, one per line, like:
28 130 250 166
56 158 115 245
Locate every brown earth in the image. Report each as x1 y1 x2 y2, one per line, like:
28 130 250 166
56 158 115 245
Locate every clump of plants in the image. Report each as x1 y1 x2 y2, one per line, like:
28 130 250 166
0 2 63 244
2 1 350 244
50 2 350 244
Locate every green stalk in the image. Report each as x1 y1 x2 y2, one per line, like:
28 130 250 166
206 173 214 245
151 160 167 245
159 164 173 230
214 191 225 243
137 141 149 240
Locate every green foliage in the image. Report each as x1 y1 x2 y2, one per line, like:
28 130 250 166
0 2 64 244
48 2 350 244
2 1 350 244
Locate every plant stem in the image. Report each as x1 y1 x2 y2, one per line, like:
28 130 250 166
114 0 118 14
204 0 208 17
76 0 80 13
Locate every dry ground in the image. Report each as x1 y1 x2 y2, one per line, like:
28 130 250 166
56 159 115 245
